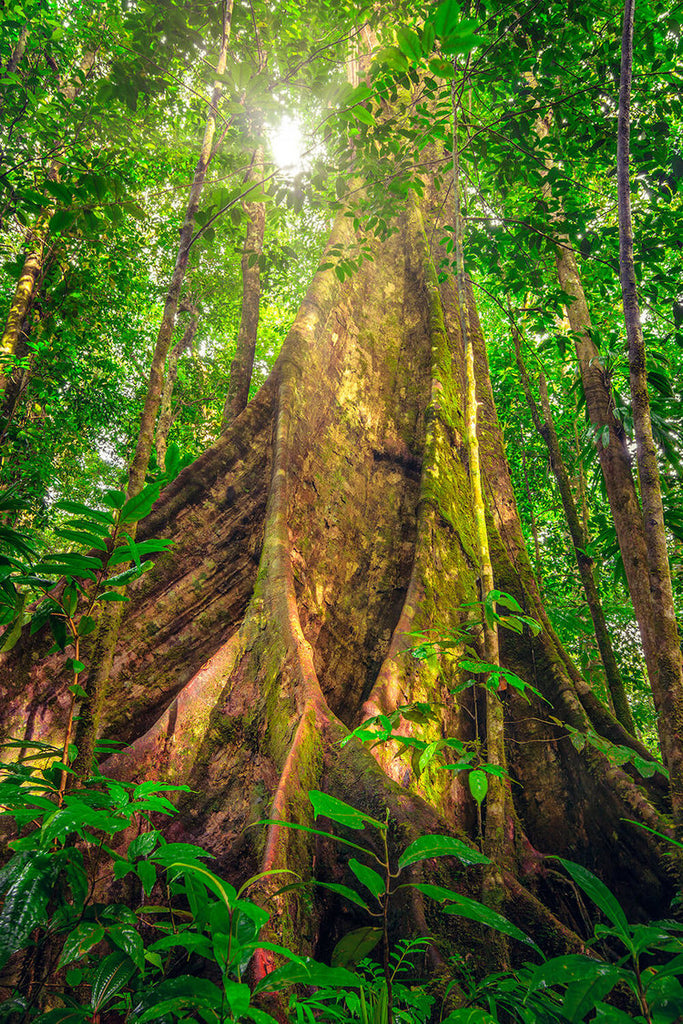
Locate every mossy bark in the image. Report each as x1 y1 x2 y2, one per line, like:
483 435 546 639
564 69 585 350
72 6 233 776
618 0 683 832
0 193 677 973
512 321 636 735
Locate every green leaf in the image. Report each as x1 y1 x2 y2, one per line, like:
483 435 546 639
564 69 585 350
396 26 422 61
348 858 385 898
32 1010 87 1024
468 769 488 806
136 860 156 895
127 831 160 859
89 951 135 1011
58 922 105 967
312 881 370 911
309 791 385 831
164 443 180 478
135 976 223 1023
55 528 107 551
101 489 126 510
0 852 51 968
108 924 145 970
331 926 383 968
528 954 622 994
58 517 111 538
351 105 375 126
97 591 129 602
556 859 630 940
119 483 161 525
167 861 235 909
562 965 630 1019
77 616 97 636
398 834 489 870
55 501 114 526
414 885 542 954
253 957 363 995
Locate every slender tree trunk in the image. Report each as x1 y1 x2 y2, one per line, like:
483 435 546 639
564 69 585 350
526 75 660 729
3 22 28 76
618 0 683 827
73 1 233 775
127 2 232 498
1 51 96 408
453 84 509 970
0 230 47 400
552 245 656 668
519 424 544 595
156 311 199 467
222 146 266 430
512 322 636 734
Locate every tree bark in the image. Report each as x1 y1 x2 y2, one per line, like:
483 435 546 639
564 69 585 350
552 244 657 677
127 2 232 498
0 229 47 402
155 310 199 467
222 146 266 430
512 321 636 734
2 193 675 972
525 73 660 713
72 2 233 775
617 0 683 828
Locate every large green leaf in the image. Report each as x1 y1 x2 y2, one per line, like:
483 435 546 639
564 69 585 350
33 1010 88 1024
398 834 489 870
348 858 385 898
135 975 223 1022
167 861 236 910
313 881 370 910
55 501 114 526
468 770 488 806
557 859 630 941
528 954 623 994
58 921 105 967
0 853 52 968
253 957 362 995
413 884 542 955
309 791 386 831
119 484 161 525
89 951 136 1011
331 926 383 968
562 966 631 1020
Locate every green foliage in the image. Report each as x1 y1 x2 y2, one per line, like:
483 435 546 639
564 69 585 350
0 749 291 1023
0 484 172 658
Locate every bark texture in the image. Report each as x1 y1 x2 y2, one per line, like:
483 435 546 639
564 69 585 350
72 5 233 775
526 74 660 724
512 322 635 734
617 0 683 828
0 199 677 970
222 146 265 430
156 310 199 467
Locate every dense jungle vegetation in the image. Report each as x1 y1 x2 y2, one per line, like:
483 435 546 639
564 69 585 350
1 0 683 1021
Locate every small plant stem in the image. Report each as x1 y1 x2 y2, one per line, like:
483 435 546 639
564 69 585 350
381 820 393 1024
57 631 79 806
633 959 653 1024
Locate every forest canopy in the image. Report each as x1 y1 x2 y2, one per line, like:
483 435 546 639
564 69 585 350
1 0 683 1021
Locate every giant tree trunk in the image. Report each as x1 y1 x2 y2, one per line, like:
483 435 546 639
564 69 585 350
1 198 676 970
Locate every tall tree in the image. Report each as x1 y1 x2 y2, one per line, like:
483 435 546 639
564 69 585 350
1 0 682 1007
